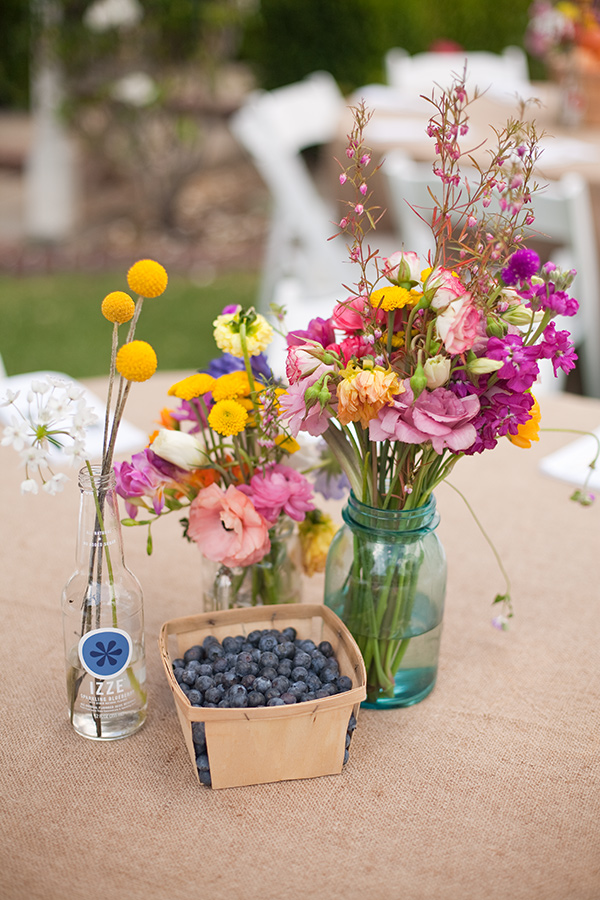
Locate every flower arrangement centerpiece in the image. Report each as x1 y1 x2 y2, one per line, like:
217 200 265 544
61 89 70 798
275 77 580 707
115 304 334 610
1 258 167 740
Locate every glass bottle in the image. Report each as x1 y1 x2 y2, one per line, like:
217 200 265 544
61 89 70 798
202 518 301 611
62 465 147 740
324 493 446 709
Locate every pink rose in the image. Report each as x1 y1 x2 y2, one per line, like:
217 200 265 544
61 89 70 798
339 334 372 364
286 344 332 384
427 267 466 310
187 484 271 567
332 295 385 332
382 250 422 284
436 292 482 354
369 381 480 454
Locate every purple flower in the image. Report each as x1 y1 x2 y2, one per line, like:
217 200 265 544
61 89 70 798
501 248 540 284
461 383 534 455
205 352 272 382
313 467 350 501
526 282 579 317
114 449 170 518
287 316 336 349
369 381 480 454
538 322 578 375
238 464 315 525
485 334 539 392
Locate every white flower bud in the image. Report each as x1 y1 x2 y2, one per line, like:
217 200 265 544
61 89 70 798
467 357 503 375
423 355 451 389
151 429 205 471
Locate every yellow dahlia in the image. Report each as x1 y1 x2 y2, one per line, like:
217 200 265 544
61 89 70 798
508 396 541 449
168 373 216 400
116 340 158 382
299 511 338 576
208 399 249 436
101 291 135 324
337 366 402 427
370 285 421 312
127 259 168 298
212 370 252 401
213 311 274 357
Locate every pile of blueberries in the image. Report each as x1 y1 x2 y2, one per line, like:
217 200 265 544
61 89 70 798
172 626 358 787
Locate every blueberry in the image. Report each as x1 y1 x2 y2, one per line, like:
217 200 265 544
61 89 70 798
336 675 353 692
196 752 210 771
194 674 214 693
227 684 248 703
173 666 184 683
260 666 278 681
187 689 203 706
343 749 349 765
304 692 317 701
298 639 317 653
182 668 198 686
347 714 357 732
271 675 290 693
345 732 352 749
197 663 214 677
318 640 334 658
320 667 338 684
293 651 312 669
240 673 255 690
288 681 308 698
248 691 266 707
202 635 220 650
275 641 296 660
305 673 322 692
310 652 327 673
267 697 285 706
198 770 212 787
205 643 225 661
315 687 334 698
191 721 206 744
213 657 229 674
264 688 281 701
179 682 191 695
240 642 255 653
253 676 272 694
204 702 218 708
291 666 309 682
247 630 262 646
184 645 204 663
259 651 278 669
172 658 185 669
258 634 278 652
282 627 297 642
221 636 238 654
277 660 293 677
280 692 297 704
235 658 254 677
204 686 224 704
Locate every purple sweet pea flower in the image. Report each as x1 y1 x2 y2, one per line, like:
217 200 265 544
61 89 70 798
238 464 315 525
114 449 170 518
287 316 336 349
369 381 480 454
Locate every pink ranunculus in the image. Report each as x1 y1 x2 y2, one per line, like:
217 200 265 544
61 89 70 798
435 292 482 354
238 464 314 525
286 343 333 385
278 381 333 437
427 267 466 310
382 250 422 285
339 334 372 364
187 483 271 567
369 381 480 454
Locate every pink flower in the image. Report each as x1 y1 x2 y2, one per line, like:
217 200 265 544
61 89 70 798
339 334 372 364
369 381 480 454
435 292 482 354
382 251 422 285
333 295 385 332
114 449 173 518
286 344 333 384
279 382 333 437
427 267 466 310
187 484 271 567
238 464 314 525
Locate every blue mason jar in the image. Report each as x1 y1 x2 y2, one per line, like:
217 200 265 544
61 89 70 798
324 493 446 708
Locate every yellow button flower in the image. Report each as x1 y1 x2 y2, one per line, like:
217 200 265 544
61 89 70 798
168 373 216 400
101 291 135 324
127 259 168 298
370 285 421 311
116 340 158 382
208 399 249 436
212 370 252 401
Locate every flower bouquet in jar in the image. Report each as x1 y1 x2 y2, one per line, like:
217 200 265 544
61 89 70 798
275 77 584 706
115 304 336 611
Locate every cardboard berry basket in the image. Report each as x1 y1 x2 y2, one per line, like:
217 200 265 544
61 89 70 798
159 603 367 789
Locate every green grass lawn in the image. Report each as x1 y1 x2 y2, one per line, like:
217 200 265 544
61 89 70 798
0 269 259 378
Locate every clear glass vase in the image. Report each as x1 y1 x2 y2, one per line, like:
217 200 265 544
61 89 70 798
61 465 147 740
324 493 446 708
202 518 301 611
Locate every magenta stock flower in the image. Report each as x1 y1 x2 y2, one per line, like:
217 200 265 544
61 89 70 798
238 464 315 526
369 381 480 454
538 321 578 375
485 334 540 392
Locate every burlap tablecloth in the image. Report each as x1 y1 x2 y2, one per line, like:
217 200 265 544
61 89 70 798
1 374 598 900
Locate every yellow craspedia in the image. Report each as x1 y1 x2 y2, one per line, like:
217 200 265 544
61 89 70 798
101 291 135 324
212 370 252 401
370 285 421 312
116 340 158 382
208 399 248 436
168 373 216 400
127 259 168 298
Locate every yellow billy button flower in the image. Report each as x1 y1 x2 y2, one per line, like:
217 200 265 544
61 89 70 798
168 373 216 401
370 285 421 312
127 259 168 298
116 340 158 382
508 396 541 449
101 291 135 324
208 399 249 436
337 364 402 428
212 370 252 401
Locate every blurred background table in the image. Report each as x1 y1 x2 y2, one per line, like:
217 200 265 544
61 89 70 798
1 372 599 900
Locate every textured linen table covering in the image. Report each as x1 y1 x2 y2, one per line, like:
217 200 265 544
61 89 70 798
1 373 598 900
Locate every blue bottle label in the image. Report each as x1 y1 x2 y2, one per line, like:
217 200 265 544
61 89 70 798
78 628 133 679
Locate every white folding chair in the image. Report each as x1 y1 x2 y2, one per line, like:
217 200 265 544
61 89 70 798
384 151 600 397
384 46 531 103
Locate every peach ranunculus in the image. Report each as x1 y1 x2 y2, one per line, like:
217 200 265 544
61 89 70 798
337 366 403 428
435 292 482 355
187 483 271 567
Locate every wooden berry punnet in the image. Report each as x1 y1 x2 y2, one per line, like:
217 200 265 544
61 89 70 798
159 603 367 789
